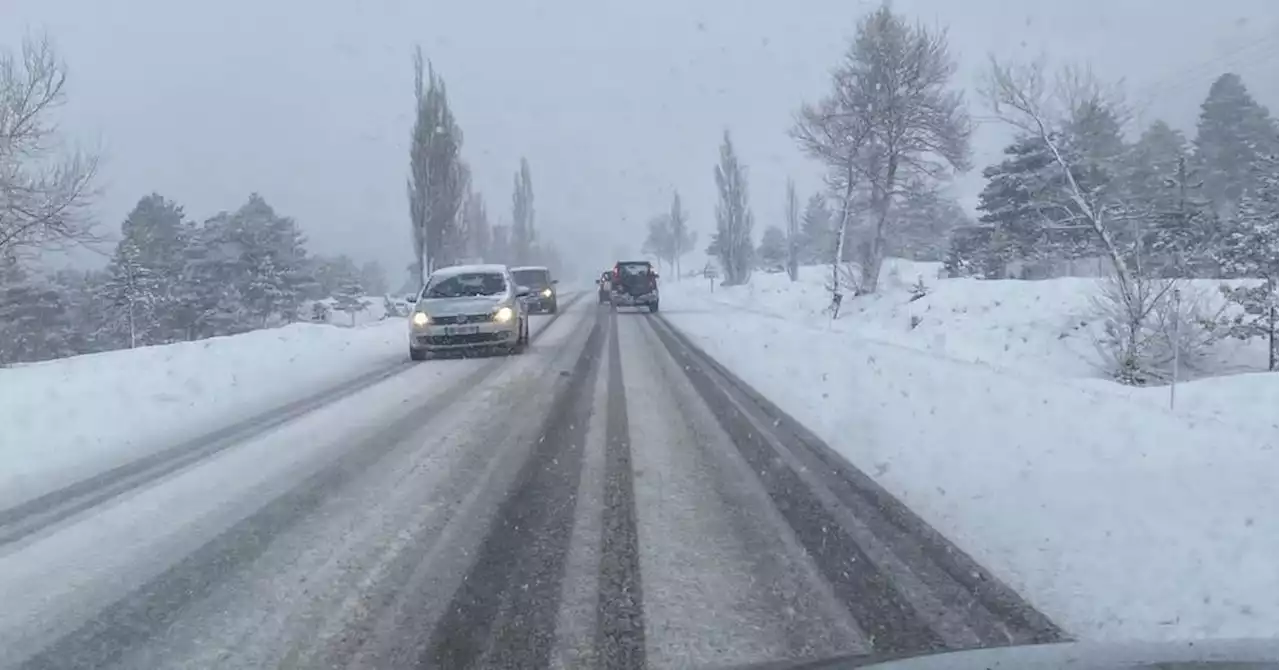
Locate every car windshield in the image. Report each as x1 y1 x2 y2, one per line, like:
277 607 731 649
511 269 550 287
424 272 506 298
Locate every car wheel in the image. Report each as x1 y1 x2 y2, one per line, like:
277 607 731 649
409 347 429 361
648 301 659 313
511 321 528 354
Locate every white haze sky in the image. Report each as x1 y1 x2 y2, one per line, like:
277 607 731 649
3 0 1277 282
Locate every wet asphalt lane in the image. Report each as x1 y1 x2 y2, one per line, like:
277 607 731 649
0 298 1063 670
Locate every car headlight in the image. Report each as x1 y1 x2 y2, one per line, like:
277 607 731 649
493 306 514 323
411 312 430 327
541 288 553 298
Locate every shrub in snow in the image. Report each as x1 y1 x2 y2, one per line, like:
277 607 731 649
909 276 929 303
332 280 370 327
1090 274 1224 385
1218 280 1279 371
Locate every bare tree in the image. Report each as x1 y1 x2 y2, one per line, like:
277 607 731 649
669 190 690 279
714 130 754 285
0 35 99 257
784 179 800 281
793 69 872 303
642 212 675 272
511 157 535 264
984 57 1134 289
462 189 491 261
853 8 970 293
793 6 969 296
983 57 1215 383
407 46 465 284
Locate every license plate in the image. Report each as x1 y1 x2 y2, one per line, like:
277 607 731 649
443 325 479 336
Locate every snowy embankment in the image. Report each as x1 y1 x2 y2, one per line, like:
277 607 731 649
0 318 408 509
662 262 1278 642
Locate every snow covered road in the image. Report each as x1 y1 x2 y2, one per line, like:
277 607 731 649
0 298 1063 670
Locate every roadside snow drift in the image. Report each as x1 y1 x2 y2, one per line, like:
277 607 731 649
661 263 1278 642
0 319 408 509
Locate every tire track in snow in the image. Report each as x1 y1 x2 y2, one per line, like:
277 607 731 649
594 309 647 669
646 315 944 656
621 314 865 668
15 358 504 670
645 314 1067 658
417 308 605 669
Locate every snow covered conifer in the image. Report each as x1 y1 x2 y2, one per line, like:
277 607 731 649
1194 73 1279 211
758 225 787 271
333 277 369 326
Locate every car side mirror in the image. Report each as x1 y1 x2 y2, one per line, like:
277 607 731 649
551 279 559 285
515 285 532 298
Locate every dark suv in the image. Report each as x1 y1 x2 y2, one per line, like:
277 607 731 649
509 266 558 313
610 261 659 312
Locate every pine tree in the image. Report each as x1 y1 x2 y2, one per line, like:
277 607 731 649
1057 97 1128 259
1142 154 1219 278
0 257 76 364
1194 73 1279 211
332 277 369 327
1125 121 1190 214
179 212 249 338
107 193 190 344
313 255 360 298
52 268 111 354
975 133 1059 274
218 194 312 327
1219 152 1279 369
102 239 158 348
758 226 787 270
892 186 969 262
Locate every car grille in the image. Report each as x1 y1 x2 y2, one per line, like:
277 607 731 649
423 332 508 346
431 313 491 325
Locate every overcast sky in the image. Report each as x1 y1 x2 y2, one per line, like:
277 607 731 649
4 0 1277 281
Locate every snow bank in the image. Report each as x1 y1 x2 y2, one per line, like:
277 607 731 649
0 319 409 508
679 264 1272 423
661 265 1278 641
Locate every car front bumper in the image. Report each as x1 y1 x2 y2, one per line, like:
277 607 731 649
410 320 520 350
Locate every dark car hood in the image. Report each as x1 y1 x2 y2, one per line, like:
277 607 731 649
717 639 1279 670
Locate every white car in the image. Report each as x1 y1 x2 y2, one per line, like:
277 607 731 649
408 264 532 360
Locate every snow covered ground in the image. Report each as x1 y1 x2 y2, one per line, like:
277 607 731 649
0 319 409 509
661 262 1278 642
